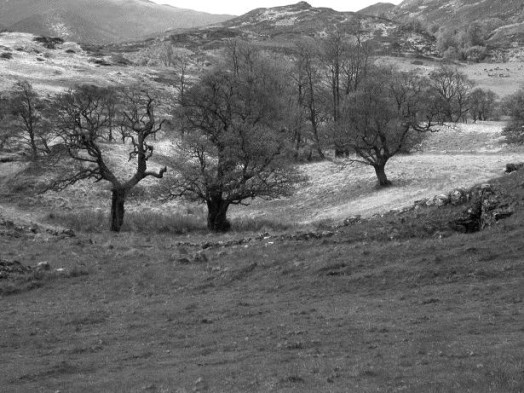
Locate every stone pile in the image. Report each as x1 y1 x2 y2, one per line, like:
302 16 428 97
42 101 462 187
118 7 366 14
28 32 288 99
0 217 75 239
0 258 32 279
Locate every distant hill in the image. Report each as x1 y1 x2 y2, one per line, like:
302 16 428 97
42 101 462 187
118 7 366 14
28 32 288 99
390 0 524 48
0 0 233 44
157 1 436 56
357 2 396 17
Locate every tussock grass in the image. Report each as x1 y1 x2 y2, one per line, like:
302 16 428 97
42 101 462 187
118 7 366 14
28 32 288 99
0 265 88 296
46 208 310 234
46 209 208 234
230 216 305 233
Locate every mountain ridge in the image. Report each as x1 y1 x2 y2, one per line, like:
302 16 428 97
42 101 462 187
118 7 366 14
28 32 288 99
0 0 234 43
388 0 524 48
149 1 436 57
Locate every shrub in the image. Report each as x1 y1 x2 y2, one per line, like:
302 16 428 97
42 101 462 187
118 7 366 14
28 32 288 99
502 122 524 145
0 52 12 60
466 45 488 62
33 36 64 49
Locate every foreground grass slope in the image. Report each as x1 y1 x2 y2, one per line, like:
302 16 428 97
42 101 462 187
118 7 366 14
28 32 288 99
1 169 523 392
1 124 524 392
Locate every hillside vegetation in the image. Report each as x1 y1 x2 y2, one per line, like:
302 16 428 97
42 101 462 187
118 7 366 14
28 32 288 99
0 0 233 44
1 120 524 392
2 2 524 392
389 0 524 55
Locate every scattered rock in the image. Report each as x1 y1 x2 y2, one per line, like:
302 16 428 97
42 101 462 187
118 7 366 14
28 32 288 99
449 188 469 205
434 194 450 207
33 36 64 49
193 251 208 263
36 261 51 271
193 377 208 392
343 215 362 226
171 249 208 264
0 258 32 279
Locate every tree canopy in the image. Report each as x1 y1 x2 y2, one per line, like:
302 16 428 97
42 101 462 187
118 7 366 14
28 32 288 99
168 42 303 231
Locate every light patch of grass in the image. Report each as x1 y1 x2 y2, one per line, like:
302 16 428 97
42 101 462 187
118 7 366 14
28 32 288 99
0 265 88 296
230 216 305 233
45 208 208 234
45 207 312 234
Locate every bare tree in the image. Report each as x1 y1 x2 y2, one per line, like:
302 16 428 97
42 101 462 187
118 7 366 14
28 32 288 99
50 85 166 232
169 42 303 232
338 67 435 186
428 65 474 123
322 28 371 157
501 89 524 144
0 94 11 151
7 80 52 160
469 88 498 122
293 38 328 160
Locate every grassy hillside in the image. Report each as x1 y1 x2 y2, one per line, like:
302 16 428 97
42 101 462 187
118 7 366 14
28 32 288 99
2 19 524 392
357 2 397 17
1 124 524 392
0 0 233 44
391 0 524 49
156 1 436 57
0 32 172 94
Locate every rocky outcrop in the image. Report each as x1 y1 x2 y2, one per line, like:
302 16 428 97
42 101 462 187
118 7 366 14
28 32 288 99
414 187 471 209
450 184 515 233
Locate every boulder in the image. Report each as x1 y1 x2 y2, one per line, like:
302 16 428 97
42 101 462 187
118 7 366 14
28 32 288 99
343 215 362 226
36 261 51 271
434 194 450 207
449 188 469 205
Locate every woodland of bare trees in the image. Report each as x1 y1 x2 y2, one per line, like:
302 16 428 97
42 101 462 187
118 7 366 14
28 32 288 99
0 34 501 232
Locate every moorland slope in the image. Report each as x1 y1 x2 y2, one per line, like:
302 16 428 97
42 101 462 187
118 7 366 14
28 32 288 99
0 0 233 44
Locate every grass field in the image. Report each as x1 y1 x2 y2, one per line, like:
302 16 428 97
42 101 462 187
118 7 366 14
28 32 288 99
1 31 524 393
1 182 524 393
1 119 524 392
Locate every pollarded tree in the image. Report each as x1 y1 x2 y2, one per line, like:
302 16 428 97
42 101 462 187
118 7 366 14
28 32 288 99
50 85 167 232
169 42 303 232
338 67 435 186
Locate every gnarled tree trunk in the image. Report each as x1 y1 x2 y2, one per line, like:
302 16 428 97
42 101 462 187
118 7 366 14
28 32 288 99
373 163 392 187
110 188 127 232
207 197 231 232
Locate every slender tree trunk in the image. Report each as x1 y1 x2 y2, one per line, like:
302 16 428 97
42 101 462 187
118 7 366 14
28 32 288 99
29 130 38 161
110 188 127 232
373 163 392 187
310 118 325 160
206 197 231 232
